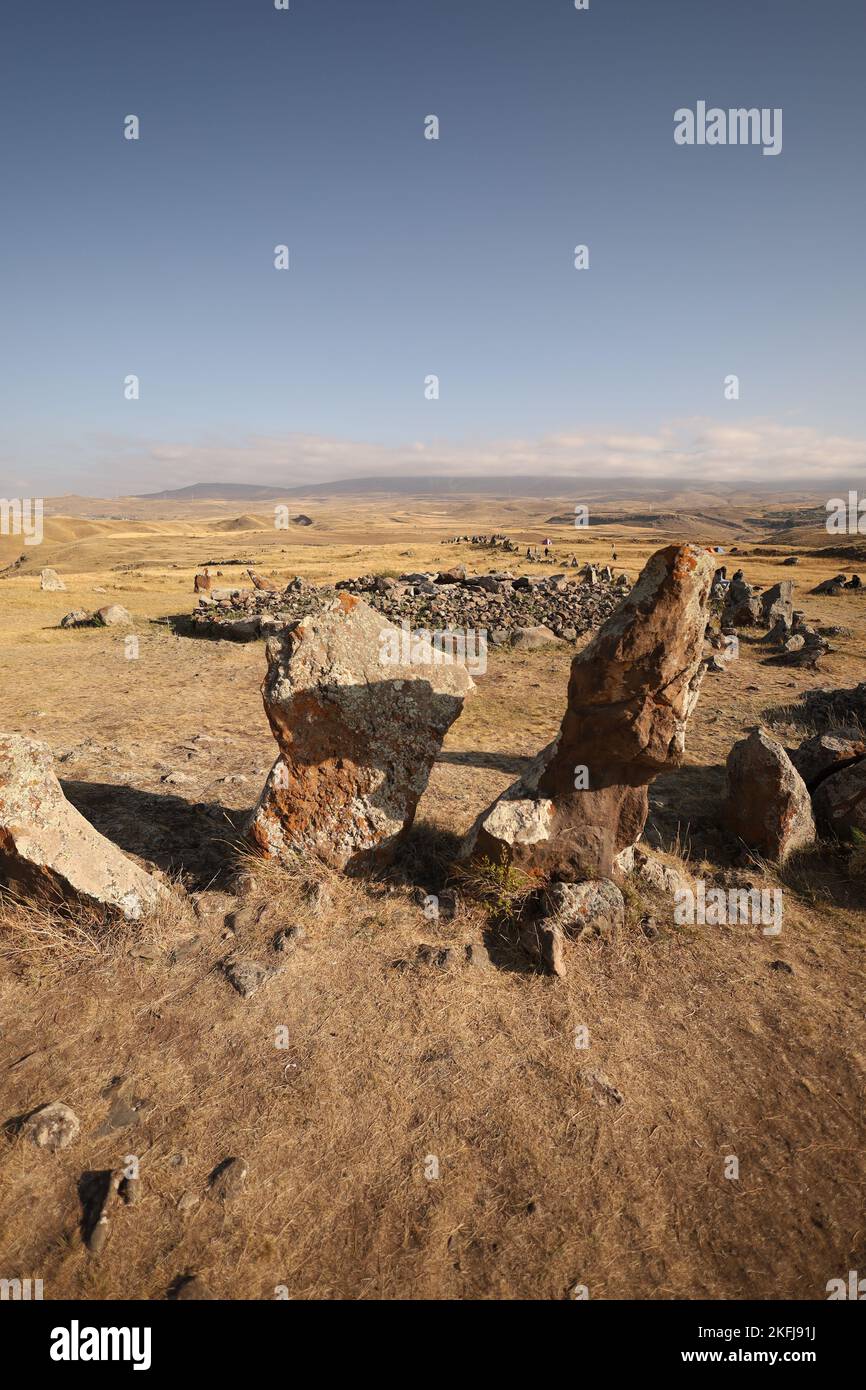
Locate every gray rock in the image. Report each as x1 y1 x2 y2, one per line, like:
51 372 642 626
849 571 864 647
545 879 624 938
812 759 866 839
95 604 133 627
23 1101 80 1151
209 1156 248 1202
725 728 815 862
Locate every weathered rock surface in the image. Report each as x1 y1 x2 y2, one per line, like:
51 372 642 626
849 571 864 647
789 730 866 791
40 568 66 592
509 625 561 650
22 1101 80 1151
545 879 625 937
248 595 474 869
812 759 866 839
0 734 166 919
95 604 133 627
725 728 815 862
462 545 715 881
760 581 794 626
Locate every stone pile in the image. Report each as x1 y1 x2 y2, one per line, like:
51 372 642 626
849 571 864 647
712 569 832 668
185 567 630 645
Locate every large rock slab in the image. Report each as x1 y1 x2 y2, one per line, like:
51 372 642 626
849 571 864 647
725 728 815 862
461 545 715 881
0 735 166 919
248 595 474 869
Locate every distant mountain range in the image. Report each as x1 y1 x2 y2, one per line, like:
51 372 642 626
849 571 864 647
138 475 751 502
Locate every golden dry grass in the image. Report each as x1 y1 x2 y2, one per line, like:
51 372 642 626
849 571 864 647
1 494 865 1300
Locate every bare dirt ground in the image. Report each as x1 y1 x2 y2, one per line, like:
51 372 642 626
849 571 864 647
1 496 864 1300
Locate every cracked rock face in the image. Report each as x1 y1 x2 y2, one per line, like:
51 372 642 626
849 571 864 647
0 734 166 919
461 545 715 881
248 595 474 869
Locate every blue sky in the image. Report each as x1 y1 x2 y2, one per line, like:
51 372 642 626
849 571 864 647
1 0 864 494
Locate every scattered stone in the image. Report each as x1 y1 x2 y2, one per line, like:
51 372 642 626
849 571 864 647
464 942 492 969
462 546 715 881
273 924 306 953
222 955 281 998
545 879 624 938
770 959 794 974
519 919 567 978
510 625 561 650
812 759 866 839
60 609 92 628
209 1156 248 1202
95 604 133 627
725 728 816 862
178 1190 200 1215
40 568 66 592
161 771 193 786
760 581 794 627
248 596 474 869
0 734 167 920
789 730 866 791
23 1101 80 1152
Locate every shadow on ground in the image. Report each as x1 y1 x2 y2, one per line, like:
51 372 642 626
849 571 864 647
61 779 249 888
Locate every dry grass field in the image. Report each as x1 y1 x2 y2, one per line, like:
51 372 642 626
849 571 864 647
1 492 864 1300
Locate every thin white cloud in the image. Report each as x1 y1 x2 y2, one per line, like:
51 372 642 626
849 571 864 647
3 418 864 495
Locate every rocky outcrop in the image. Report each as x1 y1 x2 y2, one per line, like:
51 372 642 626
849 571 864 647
0 734 166 919
248 595 474 869
461 545 715 881
725 728 815 862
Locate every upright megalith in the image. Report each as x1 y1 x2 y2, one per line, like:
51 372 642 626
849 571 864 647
248 594 474 869
461 544 715 881
0 734 166 919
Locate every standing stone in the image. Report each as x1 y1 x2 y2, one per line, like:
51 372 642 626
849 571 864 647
461 545 715 881
40 568 66 592
248 595 474 869
0 734 166 919
725 728 815 862
760 581 794 627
